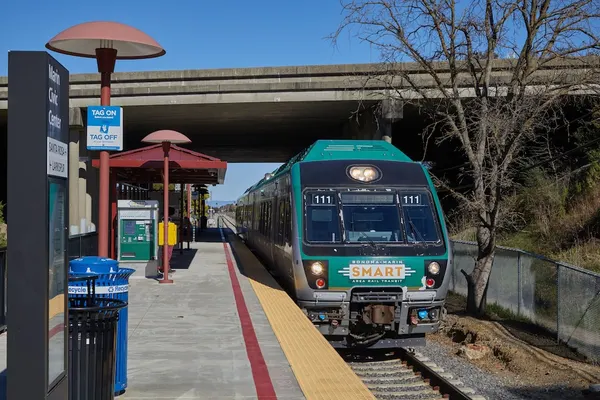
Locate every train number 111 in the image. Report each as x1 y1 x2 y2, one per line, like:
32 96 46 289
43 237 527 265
313 194 334 204
402 195 421 204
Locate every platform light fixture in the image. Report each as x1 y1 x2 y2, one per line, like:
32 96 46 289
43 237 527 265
142 130 191 284
46 21 165 258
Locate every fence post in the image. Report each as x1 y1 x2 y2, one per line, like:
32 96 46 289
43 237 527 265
517 252 522 316
556 263 561 343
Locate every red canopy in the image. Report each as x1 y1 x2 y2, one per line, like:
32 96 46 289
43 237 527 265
91 144 227 184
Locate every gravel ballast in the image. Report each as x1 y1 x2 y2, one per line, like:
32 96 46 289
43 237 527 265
416 340 528 400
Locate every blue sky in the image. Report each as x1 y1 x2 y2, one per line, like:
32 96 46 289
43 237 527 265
0 0 373 201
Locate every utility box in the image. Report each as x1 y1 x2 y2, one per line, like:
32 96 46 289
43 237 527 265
117 200 159 262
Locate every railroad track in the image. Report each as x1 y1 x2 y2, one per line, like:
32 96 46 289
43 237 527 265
343 349 485 400
218 216 484 400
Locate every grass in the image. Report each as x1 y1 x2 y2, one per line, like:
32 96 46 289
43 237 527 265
486 302 534 324
450 183 600 274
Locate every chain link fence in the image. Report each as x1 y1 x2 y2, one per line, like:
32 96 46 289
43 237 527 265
451 240 600 363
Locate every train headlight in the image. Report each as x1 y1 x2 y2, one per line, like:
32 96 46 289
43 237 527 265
350 168 362 179
310 262 324 276
363 168 376 179
427 262 440 275
348 166 380 182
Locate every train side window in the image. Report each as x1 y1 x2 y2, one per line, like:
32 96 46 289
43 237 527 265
286 196 292 243
266 201 271 237
263 202 268 235
259 202 263 234
269 200 274 239
277 198 285 245
283 193 292 244
254 202 259 231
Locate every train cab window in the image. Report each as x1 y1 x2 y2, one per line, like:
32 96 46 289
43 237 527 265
340 192 403 243
305 192 341 243
399 191 440 242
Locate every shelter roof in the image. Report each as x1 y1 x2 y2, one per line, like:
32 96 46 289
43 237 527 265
91 144 227 184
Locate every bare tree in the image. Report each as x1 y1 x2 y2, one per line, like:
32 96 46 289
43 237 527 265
332 0 600 315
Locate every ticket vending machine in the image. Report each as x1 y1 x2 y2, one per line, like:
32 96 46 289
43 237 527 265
117 200 159 262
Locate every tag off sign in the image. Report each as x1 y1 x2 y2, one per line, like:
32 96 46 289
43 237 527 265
87 106 123 151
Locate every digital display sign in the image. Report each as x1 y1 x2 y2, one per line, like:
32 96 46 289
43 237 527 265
46 55 69 391
341 193 395 204
48 180 66 387
308 191 429 206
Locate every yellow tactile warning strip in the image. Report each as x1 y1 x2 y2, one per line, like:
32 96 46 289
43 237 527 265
225 231 376 400
49 294 65 319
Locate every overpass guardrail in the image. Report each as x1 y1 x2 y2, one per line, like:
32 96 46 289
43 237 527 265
222 214 600 363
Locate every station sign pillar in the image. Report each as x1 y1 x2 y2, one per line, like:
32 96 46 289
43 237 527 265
7 51 70 399
117 200 159 262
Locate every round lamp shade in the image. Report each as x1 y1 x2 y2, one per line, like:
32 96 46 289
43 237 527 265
142 130 191 144
46 21 165 59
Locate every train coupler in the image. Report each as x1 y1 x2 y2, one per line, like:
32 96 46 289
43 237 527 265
362 304 395 325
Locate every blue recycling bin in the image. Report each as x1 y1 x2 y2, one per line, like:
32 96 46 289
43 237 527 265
68 256 135 396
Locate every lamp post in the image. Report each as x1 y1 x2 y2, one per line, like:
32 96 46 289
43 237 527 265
142 130 191 284
46 21 165 258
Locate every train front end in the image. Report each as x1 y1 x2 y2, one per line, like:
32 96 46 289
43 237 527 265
293 145 451 349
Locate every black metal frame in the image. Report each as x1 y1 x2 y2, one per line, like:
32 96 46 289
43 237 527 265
68 232 99 260
0 232 97 338
0 247 6 333
7 51 70 400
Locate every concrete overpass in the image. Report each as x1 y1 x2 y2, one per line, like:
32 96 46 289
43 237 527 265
0 59 596 238
0 59 596 162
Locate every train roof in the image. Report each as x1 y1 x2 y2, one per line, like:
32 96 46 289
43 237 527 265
240 140 413 196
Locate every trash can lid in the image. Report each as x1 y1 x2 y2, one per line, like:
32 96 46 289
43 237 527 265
69 256 119 274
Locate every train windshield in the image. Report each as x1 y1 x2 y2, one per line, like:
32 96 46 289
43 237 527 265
340 192 403 243
305 192 341 243
399 190 440 242
304 190 442 245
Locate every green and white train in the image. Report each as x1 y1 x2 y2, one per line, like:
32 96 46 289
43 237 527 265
235 140 451 349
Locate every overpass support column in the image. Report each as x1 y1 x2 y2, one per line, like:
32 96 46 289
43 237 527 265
342 109 378 140
376 98 403 143
69 108 83 235
341 98 403 142
73 107 99 236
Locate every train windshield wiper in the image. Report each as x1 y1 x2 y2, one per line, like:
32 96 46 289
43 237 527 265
358 232 379 248
405 216 428 250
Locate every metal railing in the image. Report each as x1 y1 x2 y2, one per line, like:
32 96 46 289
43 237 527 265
68 232 99 260
0 232 98 334
0 247 6 333
451 240 600 363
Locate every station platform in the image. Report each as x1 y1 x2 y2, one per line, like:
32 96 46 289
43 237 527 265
0 226 375 399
